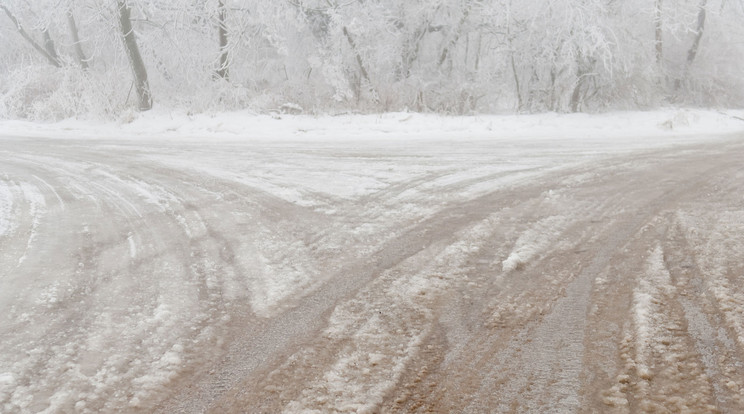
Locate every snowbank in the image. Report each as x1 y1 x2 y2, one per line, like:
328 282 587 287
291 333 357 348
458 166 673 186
1 109 743 143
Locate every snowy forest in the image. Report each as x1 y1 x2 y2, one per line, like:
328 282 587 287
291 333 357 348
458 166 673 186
1 0 743 120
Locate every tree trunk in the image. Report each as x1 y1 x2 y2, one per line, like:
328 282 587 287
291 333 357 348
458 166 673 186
505 3 522 111
570 56 591 113
654 0 663 66
1 5 61 67
438 0 472 69
570 79 582 113
686 0 707 67
510 52 523 112
216 0 229 80
473 31 482 72
42 29 59 62
342 26 371 84
398 25 427 80
396 4 443 81
117 0 152 111
67 8 89 69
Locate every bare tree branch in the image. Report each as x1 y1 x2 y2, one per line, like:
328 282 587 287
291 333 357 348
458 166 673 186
1 5 61 67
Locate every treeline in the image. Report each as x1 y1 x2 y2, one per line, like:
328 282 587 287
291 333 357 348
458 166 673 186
1 0 743 120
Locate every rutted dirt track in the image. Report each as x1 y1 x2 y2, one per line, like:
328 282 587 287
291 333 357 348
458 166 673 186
1 134 744 413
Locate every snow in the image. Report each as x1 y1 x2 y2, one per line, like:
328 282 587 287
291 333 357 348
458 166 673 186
0 372 16 404
127 233 137 259
0 180 13 237
1 108 742 144
677 209 744 349
285 213 500 413
632 245 675 381
17 182 46 266
0 110 743 413
502 215 569 272
32 175 65 210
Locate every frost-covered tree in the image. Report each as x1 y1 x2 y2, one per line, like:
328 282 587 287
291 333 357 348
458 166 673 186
1 2 61 67
117 0 152 111
1 0 743 119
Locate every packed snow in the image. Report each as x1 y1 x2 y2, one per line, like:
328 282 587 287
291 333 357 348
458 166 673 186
0 110 743 413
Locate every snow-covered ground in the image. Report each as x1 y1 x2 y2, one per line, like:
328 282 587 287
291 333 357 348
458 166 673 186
2 108 743 143
1 110 743 413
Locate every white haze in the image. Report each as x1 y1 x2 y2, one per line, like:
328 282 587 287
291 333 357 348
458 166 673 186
1 0 743 121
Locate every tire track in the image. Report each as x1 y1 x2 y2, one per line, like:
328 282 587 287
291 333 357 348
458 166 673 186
1 136 743 413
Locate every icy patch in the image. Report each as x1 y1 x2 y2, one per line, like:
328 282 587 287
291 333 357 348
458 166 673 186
127 233 137 259
128 178 179 212
145 153 398 209
180 162 321 208
17 182 46 265
502 215 568 272
32 175 65 210
88 180 142 218
118 176 207 239
632 245 674 380
0 180 14 237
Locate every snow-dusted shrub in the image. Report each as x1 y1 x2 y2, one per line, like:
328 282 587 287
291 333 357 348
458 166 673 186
0 65 127 121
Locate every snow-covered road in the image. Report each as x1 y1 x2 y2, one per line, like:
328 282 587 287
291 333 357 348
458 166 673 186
1 124 744 413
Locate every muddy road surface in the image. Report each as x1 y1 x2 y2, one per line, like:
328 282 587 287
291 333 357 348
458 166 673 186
1 133 743 413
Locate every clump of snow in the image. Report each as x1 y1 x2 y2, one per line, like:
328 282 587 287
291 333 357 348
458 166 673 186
130 343 185 407
250 249 317 317
0 372 16 404
502 215 568 272
658 109 696 130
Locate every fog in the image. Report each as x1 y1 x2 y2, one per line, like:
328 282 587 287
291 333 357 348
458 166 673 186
2 0 743 121
3 2 744 413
